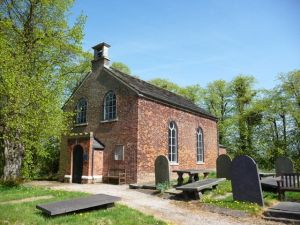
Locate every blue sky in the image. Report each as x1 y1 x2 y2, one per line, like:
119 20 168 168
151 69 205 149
70 0 300 89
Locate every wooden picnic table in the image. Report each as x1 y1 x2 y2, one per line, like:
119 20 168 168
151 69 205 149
259 172 276 179
172 169 213 186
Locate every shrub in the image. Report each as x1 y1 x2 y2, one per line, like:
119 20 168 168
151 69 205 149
156 182 170 193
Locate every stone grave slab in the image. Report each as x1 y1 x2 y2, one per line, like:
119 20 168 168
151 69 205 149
155 155 170 185
231 155 264 206
36 194 120 216
264 202 300 222
216 154 232 180
275 157 294 176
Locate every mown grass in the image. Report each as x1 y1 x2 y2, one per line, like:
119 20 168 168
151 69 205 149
0 185 166 225
199 178 300 215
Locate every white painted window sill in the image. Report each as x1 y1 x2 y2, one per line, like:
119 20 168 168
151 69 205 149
74 123 88 127
100 118 118 123
197 162 205 165
170 162 179 166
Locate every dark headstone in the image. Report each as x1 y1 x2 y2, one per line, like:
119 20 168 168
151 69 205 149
155 155 170 185
231 155 264 206
275 157 294 176
216 154 232 180
36 194 121 216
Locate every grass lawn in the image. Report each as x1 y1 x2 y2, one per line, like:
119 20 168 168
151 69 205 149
199 177 300 215
0 185 166 225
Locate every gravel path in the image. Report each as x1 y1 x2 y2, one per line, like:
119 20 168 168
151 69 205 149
27 181 283 225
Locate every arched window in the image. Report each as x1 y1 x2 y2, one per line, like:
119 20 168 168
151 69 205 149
104 91 116 120
75 98 87 124
168 121 178 163
197 127 204 162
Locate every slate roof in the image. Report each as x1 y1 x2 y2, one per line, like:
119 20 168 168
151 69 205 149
106 67 217 120
92 137 105 150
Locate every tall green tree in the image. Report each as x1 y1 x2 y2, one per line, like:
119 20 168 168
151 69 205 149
203 80 232 145
279 70 300 169
111 62 131 74
149 78 204 104
0 0 87 180
230 76 261 156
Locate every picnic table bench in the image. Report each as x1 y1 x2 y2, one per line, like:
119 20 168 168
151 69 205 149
102 169 126 185
176 178 225 200
259 172 276 179
36 194 121 216
172 169 213 186
277 173 300 200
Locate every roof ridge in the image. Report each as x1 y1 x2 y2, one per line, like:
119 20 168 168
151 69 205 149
109 67 200 106
108 67 216 120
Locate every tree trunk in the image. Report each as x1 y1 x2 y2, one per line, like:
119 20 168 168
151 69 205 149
3 131 24 180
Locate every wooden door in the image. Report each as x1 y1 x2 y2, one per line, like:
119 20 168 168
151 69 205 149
72 145 83 183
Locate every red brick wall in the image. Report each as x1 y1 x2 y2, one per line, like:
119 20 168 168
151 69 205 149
65 137 91 178
219 147 227 155
62 69 139 184
93 150 103 176
137 98 218 183
61 67 218 184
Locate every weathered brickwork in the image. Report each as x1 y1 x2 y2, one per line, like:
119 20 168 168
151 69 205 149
137 98 218 183
60 66 218 184
62 68 138 184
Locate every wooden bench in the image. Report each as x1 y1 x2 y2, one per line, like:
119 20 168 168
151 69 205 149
176 178 226 200
102 169 126 185
277 173 300 200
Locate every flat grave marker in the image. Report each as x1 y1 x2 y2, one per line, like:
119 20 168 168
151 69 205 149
36 194 121 216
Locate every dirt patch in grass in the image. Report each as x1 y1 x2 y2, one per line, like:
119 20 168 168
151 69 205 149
0 195 53 205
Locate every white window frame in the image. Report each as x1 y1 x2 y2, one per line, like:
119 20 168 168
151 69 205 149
75 98 87 124
114 145 124 161
197 127 204 163
104 91 117 121
168 121 178 163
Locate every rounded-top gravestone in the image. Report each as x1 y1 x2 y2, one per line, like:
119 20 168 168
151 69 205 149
231 155 264 206
155 155 170 185
216 154 232 180
275 157 294 176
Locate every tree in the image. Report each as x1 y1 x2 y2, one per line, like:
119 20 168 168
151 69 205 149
149 78 182 93
203 80 232 145
279 70 300 170
111 62 131 74
149 78 204 104
0 0 87 180
230 76 260 156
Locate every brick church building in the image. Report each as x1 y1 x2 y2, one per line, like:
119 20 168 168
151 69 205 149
59 42 220 184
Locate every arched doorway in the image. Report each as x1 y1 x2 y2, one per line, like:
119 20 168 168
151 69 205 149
72 145 83 183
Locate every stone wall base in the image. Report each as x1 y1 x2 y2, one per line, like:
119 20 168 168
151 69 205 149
63 175 102 184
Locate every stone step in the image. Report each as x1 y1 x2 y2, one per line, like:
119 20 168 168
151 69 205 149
264 209 300 220
262 215 300 224
165 188 182 195
263 202 300 222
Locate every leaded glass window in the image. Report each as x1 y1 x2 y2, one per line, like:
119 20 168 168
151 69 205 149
75 98 87 124
168 121 178 163
197 127 204 162
104 91 116 120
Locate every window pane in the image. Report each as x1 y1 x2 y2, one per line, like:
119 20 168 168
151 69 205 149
196 128 204 162
104 91 116 120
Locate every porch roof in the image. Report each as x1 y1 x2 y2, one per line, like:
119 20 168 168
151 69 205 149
92 137 104 150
